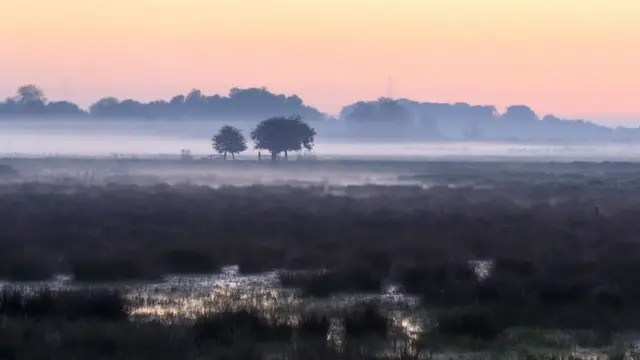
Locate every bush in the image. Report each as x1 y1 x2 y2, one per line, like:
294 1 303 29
279 268 383 298
343 304 389 339
0 256 54 282
159 249 219 274
435 307 504 340
70 258 159 282
0 288 129 321
297 313 331 339
192 309 293 346
400 262 479 307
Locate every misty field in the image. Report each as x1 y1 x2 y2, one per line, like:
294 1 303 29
5 118 640 161
3 158 640 359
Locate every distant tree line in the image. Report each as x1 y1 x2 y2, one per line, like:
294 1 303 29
339 97 640 141
0 85 325 121
1 84 638 141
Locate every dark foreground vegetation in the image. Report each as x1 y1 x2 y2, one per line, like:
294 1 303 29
0 288 402 360
4 160 640 357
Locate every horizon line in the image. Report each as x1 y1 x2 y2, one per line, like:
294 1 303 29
3 84 640 125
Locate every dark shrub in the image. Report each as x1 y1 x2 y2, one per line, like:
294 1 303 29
159 249 219 274
279 270 334 297
21 290 56 318
0 289 25 316
237 257 272 275
536 278 595 306
476 276 533 306
279 268 382 298
66 290 129 321
359 250 392 276
71 258 158 282
343 304 389 339
0 256 53 282
237 245 284 275
436 307 503 341
592 286 624 312
0 289 128 321
283 253 326 270
399 265 429 295
401 262 479 307
341 266 384 293
297 313 331 339
193 309 293 347
492 257 537 278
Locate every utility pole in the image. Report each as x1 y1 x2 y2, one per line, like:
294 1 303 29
386 76 394 99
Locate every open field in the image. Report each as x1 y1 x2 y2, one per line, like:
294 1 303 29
2 158 640 358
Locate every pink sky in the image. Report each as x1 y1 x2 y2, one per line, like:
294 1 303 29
2 0 639 121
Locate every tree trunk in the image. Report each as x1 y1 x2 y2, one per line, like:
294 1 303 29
231 152 235 160
224 151 227 160
271 151 277 161
284 150 288 160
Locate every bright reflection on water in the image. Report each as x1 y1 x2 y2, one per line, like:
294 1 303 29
0 266 423 342
0 262 504 360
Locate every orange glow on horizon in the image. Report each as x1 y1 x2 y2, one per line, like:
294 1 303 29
2 0 639 120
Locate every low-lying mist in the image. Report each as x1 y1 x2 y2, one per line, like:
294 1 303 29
2 118 640 161
0 157 420 189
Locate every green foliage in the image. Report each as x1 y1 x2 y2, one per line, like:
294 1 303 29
212 125 247 159
250 115 316 159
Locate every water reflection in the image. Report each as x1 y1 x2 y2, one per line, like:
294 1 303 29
0 265 421 338
3 261 631 358
0 262 498 334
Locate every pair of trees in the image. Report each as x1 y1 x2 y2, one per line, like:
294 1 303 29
212 115 316 161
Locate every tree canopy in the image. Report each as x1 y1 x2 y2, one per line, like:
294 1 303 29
0 85 325 120
250 115 316 160
212 125 247 160
344 97 411 123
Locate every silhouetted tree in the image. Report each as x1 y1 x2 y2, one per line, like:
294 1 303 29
344 98 410 123
345 101 377 122
251 115 316 161
377 97 411 123
542 115 562 122
4 85 48 114
79 87 325 120
89 97 120 117
502 105 538 122
212 125 247 160
16 85 46 105
46 101 86 116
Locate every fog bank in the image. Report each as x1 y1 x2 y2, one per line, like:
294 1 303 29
2 118 640 161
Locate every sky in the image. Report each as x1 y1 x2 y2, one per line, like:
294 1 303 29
2 0 639 122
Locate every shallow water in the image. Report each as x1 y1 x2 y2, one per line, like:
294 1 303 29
4 263 640 358
0 266 421 332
